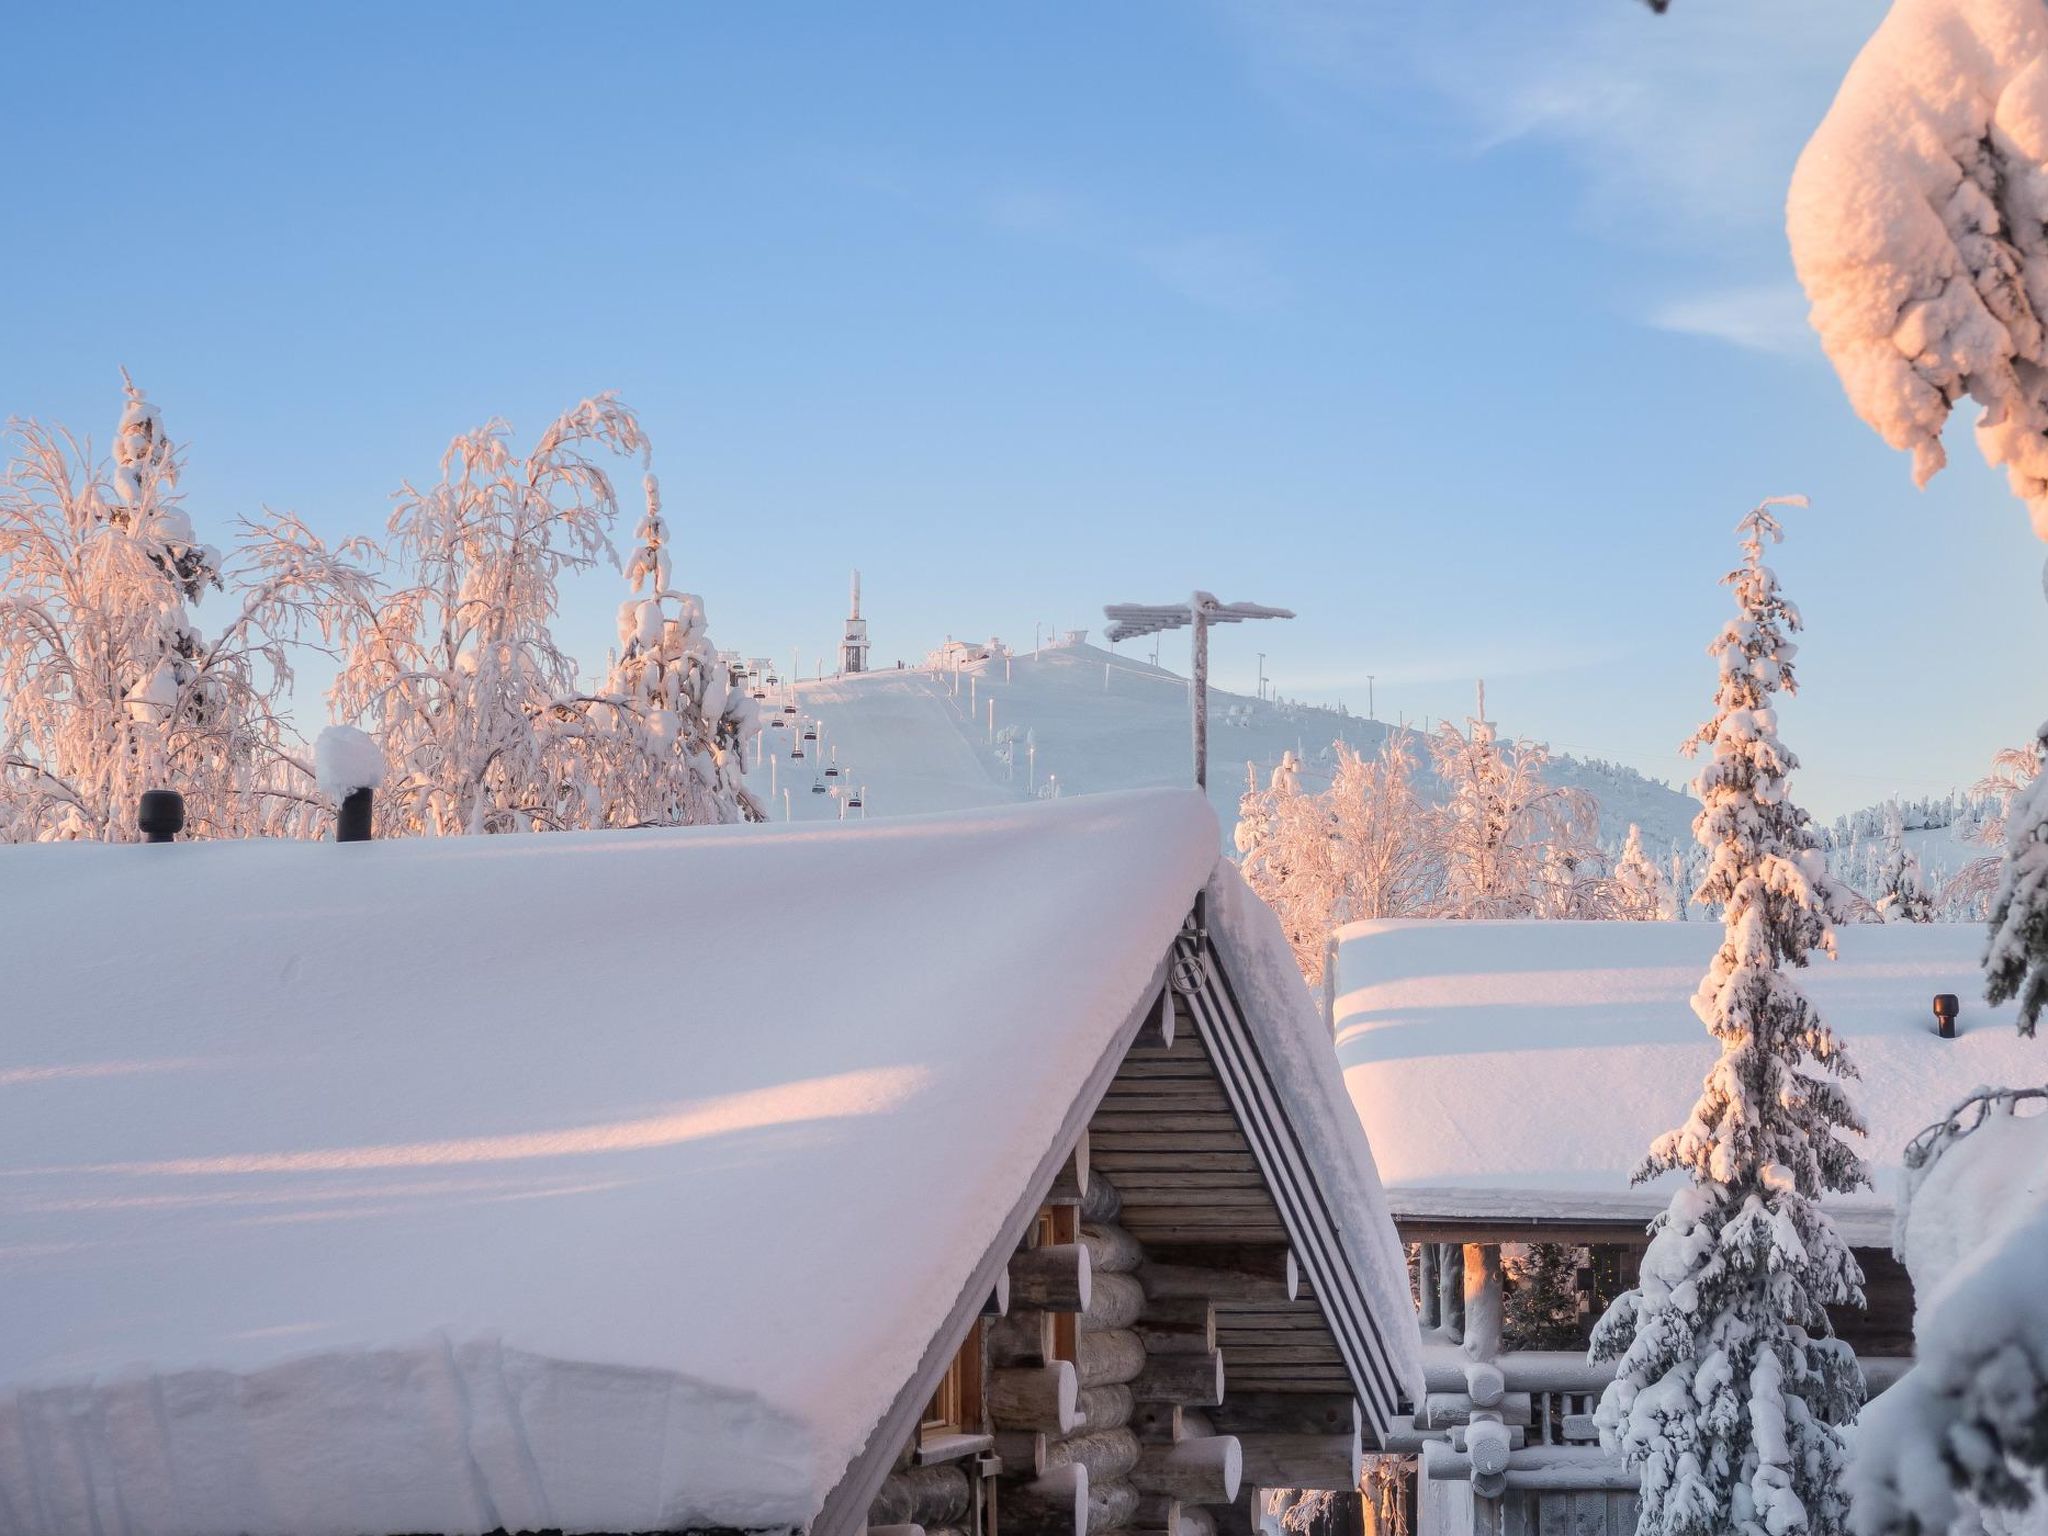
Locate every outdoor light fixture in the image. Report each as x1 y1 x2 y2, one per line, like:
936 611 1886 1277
1933 993 1960 1039
138 789 185 844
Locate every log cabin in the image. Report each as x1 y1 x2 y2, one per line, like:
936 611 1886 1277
0 789 1422 1536
1330 917 2046 1536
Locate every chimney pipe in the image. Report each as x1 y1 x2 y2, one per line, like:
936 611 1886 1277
336 787 374 843
1933 993 1960 1039
138 789 185 843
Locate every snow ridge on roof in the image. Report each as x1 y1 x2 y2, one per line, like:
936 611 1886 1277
0 791 1217 1535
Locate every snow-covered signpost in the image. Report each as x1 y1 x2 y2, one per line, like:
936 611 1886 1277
1102 592 1294 791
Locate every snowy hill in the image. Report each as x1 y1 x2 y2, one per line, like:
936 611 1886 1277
742 640 1699 850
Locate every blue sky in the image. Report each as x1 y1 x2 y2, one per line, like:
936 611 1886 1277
4 0 2040 816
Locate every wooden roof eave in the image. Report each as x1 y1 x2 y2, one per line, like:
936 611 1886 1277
810 946 1175 1536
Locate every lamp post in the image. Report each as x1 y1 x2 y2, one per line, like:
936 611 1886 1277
1103 592 1294 792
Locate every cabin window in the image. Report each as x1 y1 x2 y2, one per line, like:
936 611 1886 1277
1035 1204 1080 1363
921 1320 983 1441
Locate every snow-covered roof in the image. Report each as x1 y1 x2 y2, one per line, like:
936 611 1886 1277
1335 920 2048 1244
0 793 1213 1534
0 790 1415 1536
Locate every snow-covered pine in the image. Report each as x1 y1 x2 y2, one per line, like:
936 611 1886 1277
1428 716 1602 920
1874 801 1939 924
1612 824 1674 921
1504 1242 1590 1352
330 395 662 836
0 377 375 841
1589 499 1868 1536
591 474 761 826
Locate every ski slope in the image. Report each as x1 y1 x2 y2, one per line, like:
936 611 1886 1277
742 641 1699 851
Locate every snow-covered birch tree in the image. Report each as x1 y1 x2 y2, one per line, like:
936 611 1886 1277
1429 717 1602 919
329 394 657 836
0 377 375 841
1590 499 1868 1536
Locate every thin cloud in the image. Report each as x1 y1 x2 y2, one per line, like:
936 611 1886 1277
1648 283 1817 358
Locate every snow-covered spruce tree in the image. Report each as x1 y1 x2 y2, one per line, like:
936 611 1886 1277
1874 801 1938 924
0 377 375 840
590 473 760 825
329 395 657 836
1985 719 2048 1033
1613 824 1675 921
1505 1242 1590 1351
1590 499 1868 1536
1428 716 1602 919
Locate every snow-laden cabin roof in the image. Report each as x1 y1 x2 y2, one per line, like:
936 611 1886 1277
0 790 1413 1536
1335 920 2048 1245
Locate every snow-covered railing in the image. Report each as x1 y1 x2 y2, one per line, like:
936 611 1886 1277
1895 1085 2048 1255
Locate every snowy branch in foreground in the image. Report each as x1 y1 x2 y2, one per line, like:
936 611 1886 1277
1789 0 2048 536
1852 1095 2048 1536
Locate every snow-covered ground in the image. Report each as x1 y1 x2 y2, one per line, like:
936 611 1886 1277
742 641 1699 851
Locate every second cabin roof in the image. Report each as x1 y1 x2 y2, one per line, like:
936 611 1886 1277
1335 918 2048 1242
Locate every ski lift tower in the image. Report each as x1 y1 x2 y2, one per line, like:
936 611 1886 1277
841 570 870 675
1104 592 1293 792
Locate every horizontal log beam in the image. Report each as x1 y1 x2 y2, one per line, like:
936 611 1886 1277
990 1310 1057 1368
1079 1384 1135 1432
869 1465 971 1527
1079 1329 1147 1387
1082 1274 1148 1333
992 1362 1081 1435
1211 1394 1358 1438
1141 1246 1297 1303
1014 1243 1093 1313
1134 1350 1225 1407
1080 1223 1146 1275
1132 1436 1243 1505
1048 1131 1091 1205
1234 1433 1362 1493
1005 1465 1089 1536
1136 1299 1216 1356
1088 1478 1141 1534
1043 1427 1141 1483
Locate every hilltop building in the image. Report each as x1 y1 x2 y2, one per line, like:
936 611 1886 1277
842 569 870 675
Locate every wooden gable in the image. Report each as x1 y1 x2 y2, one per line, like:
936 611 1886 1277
820 912 1415 1536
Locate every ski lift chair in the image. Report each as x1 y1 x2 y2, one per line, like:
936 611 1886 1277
811 776 827 795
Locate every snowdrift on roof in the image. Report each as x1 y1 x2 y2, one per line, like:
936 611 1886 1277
0 791 1218 1535
1335 919 2048 1237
